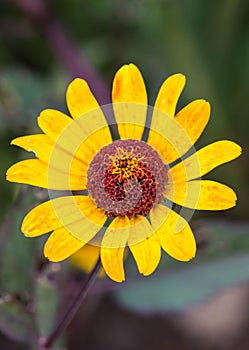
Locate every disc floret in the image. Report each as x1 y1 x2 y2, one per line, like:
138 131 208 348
87 139 168 218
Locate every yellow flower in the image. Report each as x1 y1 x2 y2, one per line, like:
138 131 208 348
7 64 241 282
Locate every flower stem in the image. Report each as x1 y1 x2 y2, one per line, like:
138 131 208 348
42 257 102 349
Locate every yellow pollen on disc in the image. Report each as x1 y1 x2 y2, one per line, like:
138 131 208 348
111 158 144 181
109 147 133 161
109 147 144 162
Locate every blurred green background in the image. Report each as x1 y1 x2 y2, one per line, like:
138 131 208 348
0 0 248 349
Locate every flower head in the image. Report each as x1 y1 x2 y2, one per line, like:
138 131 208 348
7 64 241 282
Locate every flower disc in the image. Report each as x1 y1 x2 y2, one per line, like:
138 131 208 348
87 139 168 218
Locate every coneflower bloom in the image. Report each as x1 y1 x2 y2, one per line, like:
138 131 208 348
7 64 241 282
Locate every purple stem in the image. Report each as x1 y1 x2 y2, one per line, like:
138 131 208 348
41 257 102 349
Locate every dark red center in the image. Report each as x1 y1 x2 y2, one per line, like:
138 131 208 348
87 139 168 218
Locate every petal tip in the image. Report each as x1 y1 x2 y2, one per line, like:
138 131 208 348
181 252 196 262
128 63 139 70
6 167 15 182
232 142 242 157
106 271 125 283
225 185 238 208
21 222 31 236
21 226 29 235
181 247 196 261
67 77 87 89
117 63 137 75
44 244 59 262
10 139 17 146
173 73 186 82
142 270 155 277
204 99 211 108
195 99 211 112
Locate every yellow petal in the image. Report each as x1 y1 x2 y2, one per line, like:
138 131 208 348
22 199 65 237
10 134 88 181
101 216 130 249
154 73 186 117
165 179 201 212
71 110 112 162
101 246 126 283
150 205 196 261
38 109 92 158
196 180 237 210
11 134 54 162
66 78 100 119
165 180 237 210
148 108 194 165
169 140 242 183
147 129 181 165
44 228 85 262
38 109 91 175
56 202 106 244
100 216 130 282
39 108 112 176
6 159 84 190
22 196 106 241
70 244 105 276
38 109 72 141
128 216 161 276
112 64 147 105
112 64 147 140
175 99 210 144
39 108 111 151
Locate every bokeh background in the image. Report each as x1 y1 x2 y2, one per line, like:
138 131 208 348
0 0 249 349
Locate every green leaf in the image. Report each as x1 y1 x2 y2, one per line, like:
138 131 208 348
0 188 35 295
35 271 59 339
116 254 249 312
116 220 249 312
0 67 66 133
0 132 20 219
0 68 48 130
0 297 34 343
199 220 249 256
